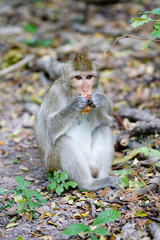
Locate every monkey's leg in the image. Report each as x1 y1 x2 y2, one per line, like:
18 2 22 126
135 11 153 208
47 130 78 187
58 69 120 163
47 134 118 191
47 134 94 190
90 125 121 189
91 125 114 178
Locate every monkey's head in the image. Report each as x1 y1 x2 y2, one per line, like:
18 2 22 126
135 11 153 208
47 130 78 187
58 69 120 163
62 53 99 97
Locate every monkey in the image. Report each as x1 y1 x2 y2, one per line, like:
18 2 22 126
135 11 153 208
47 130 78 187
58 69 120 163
35 53 119 191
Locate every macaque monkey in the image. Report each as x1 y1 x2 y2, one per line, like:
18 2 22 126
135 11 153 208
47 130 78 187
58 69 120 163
36 53 119 190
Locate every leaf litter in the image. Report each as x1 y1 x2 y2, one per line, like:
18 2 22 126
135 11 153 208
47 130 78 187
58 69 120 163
0 0 160 240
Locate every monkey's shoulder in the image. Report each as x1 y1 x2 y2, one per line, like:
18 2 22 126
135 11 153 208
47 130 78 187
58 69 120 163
44 80 65 105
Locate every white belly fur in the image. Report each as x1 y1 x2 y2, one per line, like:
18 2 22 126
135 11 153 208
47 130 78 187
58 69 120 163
66 114 92 159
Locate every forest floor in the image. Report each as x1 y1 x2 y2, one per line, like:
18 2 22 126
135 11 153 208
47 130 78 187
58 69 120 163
0 1 160 240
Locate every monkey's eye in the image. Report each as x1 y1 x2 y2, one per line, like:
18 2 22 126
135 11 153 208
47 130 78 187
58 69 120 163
75 75 82 80
86 75 92 80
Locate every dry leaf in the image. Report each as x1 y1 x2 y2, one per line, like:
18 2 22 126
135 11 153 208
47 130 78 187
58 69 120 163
19 166 29 171
99 188 109 197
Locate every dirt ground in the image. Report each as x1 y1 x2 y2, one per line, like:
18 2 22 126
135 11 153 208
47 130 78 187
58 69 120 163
0 0 160 240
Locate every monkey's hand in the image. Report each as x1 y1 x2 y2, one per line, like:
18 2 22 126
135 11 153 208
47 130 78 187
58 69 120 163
72 95 88 111
88 94 105 109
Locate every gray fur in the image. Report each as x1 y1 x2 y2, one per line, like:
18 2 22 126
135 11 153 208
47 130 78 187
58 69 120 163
35 60 118 191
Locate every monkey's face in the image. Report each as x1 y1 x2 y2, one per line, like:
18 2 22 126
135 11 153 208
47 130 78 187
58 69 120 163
69 72 98 97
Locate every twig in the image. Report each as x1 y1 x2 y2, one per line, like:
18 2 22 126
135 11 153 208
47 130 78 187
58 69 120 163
147 215 160 223
0 54 35 77
103 199 129 205
104 34 160 57
132 169 157 198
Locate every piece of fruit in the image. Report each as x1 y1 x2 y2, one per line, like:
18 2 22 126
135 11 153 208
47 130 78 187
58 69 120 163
81 93 91 114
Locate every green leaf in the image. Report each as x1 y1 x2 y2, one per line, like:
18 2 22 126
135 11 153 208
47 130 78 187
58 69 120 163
40 199 48 204
136 181 144 190
121 176 129 187
65 181 78 190
60 171 68 181
54 171 60 181
113 149 140 165
0 187 4 195
131 17 145 21
92 226 108 236
33 213 39 219
155 162 160 167
141 40 151 49
12 158 18 164
27 200 39 209
17 201 26 211
38 39 52 47
16 236 23 240
23 23 37 33
47 173 52 180
131 15 153 28
16 176 30 189
92 209 120 226
56 185 64 196
29 211 34 222
151 30 160 39
16 176 25 187
91 235 98 240
48 181 57 191
153 24 160 31
6 222 19 229
23 188 31 199
9 216 17 223
63 223 89 235
22 38 38 47
114 147 160 165
113 169 130 176
135 210 147 217
31 191 43 199
139 147 160 157
144 8 160 15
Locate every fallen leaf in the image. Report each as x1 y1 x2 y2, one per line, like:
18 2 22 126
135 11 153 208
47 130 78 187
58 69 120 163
135 210 147 217
99 188 109 198
74 212 83 219
47 220 58 227
0 141 4 146
84 191 95 199
50 202 56 209
19 166 29 171
39 236 53 240
6 222 20 229
113 149 140 165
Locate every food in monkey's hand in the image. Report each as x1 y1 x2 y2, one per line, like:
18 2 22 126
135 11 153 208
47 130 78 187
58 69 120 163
81 94 91 114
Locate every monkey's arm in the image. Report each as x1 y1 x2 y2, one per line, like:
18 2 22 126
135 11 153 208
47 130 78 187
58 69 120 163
89 93 113 125
47 95 88 143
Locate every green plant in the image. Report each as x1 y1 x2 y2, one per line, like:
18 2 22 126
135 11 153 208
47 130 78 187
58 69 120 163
23 23 37 33
14 176 47 221
0 176 47 221
16 236 24 240
63 209 120 239
113 169 144 189
0 187 15 210
131 8 160 49
47 171 78 196
22 38 52 47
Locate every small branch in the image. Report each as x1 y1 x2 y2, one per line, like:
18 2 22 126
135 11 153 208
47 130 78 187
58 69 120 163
0 54 35 77
104 34 160 56
103 199 129 205
147 215 160 223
